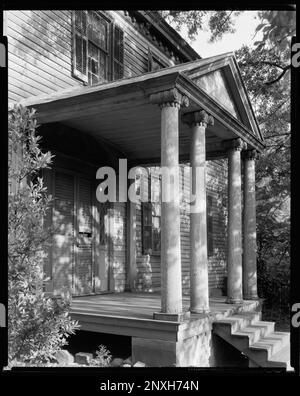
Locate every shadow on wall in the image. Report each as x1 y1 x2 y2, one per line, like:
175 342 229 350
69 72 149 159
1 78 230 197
12 10 72 67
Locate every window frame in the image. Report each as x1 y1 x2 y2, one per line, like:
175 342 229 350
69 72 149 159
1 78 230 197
72 11 124 85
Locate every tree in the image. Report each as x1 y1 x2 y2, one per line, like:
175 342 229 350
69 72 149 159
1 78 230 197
8 104 79 366
160 10 242 42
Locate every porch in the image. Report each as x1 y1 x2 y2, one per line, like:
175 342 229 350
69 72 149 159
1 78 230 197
70 292 261 366
70 292 260 336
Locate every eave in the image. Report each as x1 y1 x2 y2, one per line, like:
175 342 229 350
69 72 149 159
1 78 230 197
19 60 264 166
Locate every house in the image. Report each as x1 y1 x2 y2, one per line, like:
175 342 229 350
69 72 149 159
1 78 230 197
4 10 290 368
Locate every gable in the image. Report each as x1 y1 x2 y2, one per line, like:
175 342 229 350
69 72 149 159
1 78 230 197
193 68 241 121
181 53 263 141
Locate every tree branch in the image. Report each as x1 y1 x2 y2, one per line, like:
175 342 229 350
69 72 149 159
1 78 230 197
265 65 290 85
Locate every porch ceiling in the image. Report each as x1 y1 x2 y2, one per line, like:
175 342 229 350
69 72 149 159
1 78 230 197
20 53 265 165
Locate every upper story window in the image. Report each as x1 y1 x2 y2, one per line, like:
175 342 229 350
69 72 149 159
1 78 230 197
72 11 124 85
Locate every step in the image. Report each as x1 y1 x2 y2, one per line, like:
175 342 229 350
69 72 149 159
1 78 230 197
268 345 292 370
250 332 290 360
234 325 268 345
214 312 261 333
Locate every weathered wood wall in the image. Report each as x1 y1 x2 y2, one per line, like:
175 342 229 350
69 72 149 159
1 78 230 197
5 10 174 102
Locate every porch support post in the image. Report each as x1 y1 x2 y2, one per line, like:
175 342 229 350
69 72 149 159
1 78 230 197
182 110 214 313
149 88 190 321
224 138 247 304
242 149 258 300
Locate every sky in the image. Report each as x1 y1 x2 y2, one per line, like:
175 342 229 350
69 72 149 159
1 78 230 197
173 11 263 58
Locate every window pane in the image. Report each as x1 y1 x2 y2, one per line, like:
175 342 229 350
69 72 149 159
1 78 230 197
75 34 87 75
152 216 161 252
75 11 87 35
88 42 107 84
88 11 108 51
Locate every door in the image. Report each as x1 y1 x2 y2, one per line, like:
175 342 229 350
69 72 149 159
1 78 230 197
50 170 109 296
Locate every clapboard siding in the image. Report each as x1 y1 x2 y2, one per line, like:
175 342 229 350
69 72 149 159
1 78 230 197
6 9 82 102
135 162 228 295
6 10 176 102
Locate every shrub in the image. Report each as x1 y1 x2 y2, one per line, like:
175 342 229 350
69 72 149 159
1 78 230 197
8 104 79 366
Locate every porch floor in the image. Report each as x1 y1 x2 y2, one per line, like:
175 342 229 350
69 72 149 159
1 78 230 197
70 292 260 340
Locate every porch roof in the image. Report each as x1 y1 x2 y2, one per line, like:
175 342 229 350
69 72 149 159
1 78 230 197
20 52 265 165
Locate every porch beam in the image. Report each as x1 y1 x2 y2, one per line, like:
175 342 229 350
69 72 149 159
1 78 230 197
242 149 259 300
182 110 214 313
224 138 247 304
149 88 190 321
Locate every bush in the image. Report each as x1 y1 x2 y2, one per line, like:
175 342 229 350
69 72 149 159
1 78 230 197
8 104 79 366
90 345 112 367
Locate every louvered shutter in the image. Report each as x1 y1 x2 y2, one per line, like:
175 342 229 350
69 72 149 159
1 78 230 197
52 172 75 295
112 24 124 80
73 11 88 83
207 195 214 257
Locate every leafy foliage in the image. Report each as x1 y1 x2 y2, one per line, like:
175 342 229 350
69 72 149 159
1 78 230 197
90 345 112 367
8 104 79 366
234 11 293 312
160 10 241 42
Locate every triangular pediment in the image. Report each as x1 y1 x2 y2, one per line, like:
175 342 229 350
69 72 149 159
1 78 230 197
180 53 263 141
193 68 241 120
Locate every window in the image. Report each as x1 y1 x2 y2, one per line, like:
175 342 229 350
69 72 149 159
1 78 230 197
72 11 124 85
142 172 161 255
207 195 214 257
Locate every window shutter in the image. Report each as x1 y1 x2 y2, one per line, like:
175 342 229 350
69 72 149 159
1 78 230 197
73 11 88 83
112 24 124 80
142 202 152 254
207 195 214 257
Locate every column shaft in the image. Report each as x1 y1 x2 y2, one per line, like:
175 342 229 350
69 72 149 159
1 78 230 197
190 123 209 313
227 146 243 303
160 104 182 314
243 153 258 299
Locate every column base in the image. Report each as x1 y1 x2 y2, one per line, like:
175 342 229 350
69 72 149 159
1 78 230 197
190 307 210 314
153 311 190 322
243 295 259 301
226 298 244 304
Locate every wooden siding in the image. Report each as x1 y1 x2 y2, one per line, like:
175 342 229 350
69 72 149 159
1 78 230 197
6 10 82 102
134 161 228 295
5 10 175 102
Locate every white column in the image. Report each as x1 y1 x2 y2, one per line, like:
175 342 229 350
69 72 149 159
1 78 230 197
150 88 190 321
242 149 258 300
182 110 214 313
226 138 246 304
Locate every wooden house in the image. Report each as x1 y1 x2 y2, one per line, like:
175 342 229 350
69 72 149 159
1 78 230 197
5 10 291 368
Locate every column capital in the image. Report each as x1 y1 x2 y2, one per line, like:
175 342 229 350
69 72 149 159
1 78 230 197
242 149 259 161
223 138 247 152
181 110 214 127
149 88 189 108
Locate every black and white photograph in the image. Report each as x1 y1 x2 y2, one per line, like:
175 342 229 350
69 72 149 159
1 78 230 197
0 3 299 385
